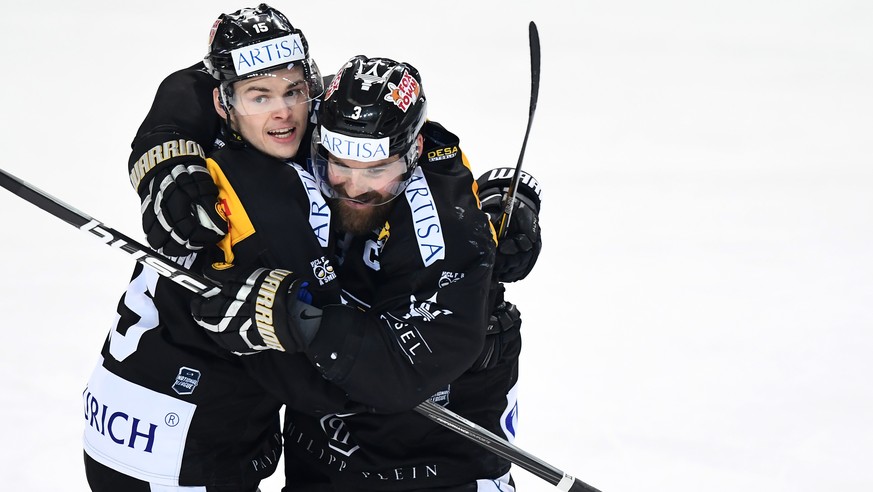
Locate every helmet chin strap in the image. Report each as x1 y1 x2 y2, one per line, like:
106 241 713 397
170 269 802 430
217 85 247 146
221 110 246 147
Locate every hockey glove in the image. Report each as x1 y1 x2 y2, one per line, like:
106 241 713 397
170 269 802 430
191 267 318 355
471 301 522 372
139 161 227 256
477 168 543 283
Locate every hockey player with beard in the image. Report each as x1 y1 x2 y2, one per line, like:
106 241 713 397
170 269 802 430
191 55 541 491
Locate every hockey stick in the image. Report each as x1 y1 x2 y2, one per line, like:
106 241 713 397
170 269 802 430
415 400 601 492
0 168 219 297
0 166 600 492
496 21 541 239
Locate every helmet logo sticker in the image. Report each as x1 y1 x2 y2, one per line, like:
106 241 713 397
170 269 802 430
384 71 421 113
325 69 344 101
207 18 222 46
354 59 389 91
231 33 305 76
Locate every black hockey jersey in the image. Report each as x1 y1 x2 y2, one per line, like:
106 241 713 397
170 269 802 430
246 122 519 490
84 143 344 488
112 62 521 490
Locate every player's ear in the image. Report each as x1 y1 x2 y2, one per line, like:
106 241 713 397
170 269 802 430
213 88 227 119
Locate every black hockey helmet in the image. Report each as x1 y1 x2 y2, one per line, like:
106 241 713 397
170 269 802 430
311 56 428 205
203 3 323 112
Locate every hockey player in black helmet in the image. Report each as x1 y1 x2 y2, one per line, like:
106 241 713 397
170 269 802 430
132 3 323 256
311 56 428 229
193 55 522 491
83 5 346 491
203 3 323 153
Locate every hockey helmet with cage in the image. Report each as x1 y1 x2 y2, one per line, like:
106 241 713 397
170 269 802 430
203 3 323 113
311 56 428 206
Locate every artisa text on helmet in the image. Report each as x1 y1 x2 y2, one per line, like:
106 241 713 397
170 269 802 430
321 127 391 163
232 34 305 76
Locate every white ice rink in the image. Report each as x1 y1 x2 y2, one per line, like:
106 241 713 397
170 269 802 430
1 1 871 490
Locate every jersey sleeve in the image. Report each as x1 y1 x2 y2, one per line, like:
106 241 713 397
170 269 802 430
127 62 221 193
311 252 494 413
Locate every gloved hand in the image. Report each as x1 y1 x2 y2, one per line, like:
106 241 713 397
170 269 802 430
191 266 315 354
471 301 521 372
477 168 543 282
139 161 227 256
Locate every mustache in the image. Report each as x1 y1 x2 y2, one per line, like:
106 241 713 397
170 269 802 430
335 190 383 204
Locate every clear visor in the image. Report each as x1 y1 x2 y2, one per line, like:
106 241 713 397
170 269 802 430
310 128 418 207
223 60 324 115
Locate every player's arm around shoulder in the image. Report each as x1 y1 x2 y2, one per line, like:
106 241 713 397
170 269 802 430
131 62 227 256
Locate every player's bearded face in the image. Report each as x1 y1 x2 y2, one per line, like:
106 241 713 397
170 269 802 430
329 197 393 235
322 152 410 235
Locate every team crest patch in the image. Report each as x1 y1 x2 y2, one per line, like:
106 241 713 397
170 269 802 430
403 292 452 321
172 367 201 395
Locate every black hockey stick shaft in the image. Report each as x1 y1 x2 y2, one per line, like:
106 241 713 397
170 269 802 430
497 21 541 238
415 401 601 492
1 165 600 491
0 167 220 297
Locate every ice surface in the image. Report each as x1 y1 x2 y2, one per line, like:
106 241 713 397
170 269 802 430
1 1 871 490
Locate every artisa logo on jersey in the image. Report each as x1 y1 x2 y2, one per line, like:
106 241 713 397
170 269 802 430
231 33 305 76
404 168 445 267
292 164 331 247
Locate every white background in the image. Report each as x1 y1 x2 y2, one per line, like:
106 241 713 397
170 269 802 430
1 1 871 490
